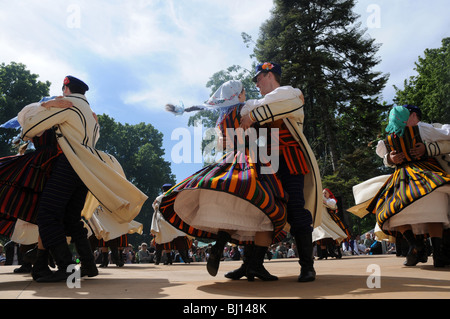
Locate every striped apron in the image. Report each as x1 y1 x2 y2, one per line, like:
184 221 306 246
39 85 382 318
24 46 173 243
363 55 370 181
159 104 288 245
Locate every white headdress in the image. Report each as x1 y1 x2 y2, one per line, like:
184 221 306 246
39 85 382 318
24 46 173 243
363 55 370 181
165 80 243 115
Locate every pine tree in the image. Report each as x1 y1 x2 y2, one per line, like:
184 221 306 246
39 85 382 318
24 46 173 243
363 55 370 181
253 0 389 174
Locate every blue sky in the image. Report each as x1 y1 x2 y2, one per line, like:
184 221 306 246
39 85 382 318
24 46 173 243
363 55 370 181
1 0 449 183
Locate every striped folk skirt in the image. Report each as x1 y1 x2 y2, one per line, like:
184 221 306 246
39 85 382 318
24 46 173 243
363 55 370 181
327 210 351 241
159 150 288 245
368 158 450 236
0 129 60 233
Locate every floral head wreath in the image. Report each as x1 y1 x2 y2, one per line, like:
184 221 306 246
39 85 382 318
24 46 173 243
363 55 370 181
262 62 274 70
252 62 282 82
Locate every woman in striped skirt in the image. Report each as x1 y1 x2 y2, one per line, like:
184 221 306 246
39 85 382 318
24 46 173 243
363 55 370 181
161 80 288 280
368 105 450 267
313 188 351 259
0 128 61 236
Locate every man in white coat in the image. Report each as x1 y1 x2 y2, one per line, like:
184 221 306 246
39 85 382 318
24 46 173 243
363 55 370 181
239 62 322 282
20 76 147 282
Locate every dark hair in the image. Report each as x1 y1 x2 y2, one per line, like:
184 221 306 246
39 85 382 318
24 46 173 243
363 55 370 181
272 72 281 85
62 82 88 95
403 105 422 121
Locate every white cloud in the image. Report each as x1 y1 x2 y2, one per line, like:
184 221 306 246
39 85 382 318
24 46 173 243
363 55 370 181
355 0 450 102
116 0 275 111
2 0 448 111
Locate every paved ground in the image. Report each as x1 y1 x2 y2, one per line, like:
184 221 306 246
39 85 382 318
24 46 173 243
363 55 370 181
1 254 449 301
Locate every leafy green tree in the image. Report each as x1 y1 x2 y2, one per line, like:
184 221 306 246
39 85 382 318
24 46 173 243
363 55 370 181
96 114 176 247
394 37 450 123
0 62 50 155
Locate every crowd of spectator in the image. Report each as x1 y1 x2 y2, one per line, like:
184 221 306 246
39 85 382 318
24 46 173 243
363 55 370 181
0 232 400 269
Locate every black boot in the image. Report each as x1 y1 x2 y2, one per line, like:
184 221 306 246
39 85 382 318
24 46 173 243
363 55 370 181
23 245 38 265
246 245 278 281
31 249 53 281
74 238 98 277
111 248 124 267
402 230 423 266
207 231 231 276
164 251 173 265
155 249 162 265
443 230 450 261
99 252 109 267
318 247 327 260
36 243 75 283
395 235 403 257
416 235 428 264
431 237 450 268
14 262 32 274
179 250 190 264
118 249 125 266
327 244 338 258
225 245 254 280
295 232 316 282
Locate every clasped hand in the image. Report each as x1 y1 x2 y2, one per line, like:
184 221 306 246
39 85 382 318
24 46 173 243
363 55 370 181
389 143 426 164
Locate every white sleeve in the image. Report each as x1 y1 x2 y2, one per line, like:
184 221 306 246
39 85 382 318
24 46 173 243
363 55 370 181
418 122 450 142
376 140 388 158
324 198 337 210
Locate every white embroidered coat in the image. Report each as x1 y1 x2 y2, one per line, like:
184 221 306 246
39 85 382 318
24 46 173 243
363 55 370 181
242 86 323 228
20 94 148 224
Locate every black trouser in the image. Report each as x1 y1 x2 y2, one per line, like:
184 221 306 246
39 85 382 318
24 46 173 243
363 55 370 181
37 154 88 249
276 156 313 236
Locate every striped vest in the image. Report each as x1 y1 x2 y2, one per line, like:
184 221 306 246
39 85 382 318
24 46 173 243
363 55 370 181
384 125 425 162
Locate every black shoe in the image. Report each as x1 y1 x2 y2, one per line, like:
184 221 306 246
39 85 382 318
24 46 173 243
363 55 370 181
318 248 327 260
24 246 38 264
403 245 421 266
402 230 423 267
246 246 278 281
179 250 190 264
74 238 98 277
111 248 124 267
225 245 254 280
36 243 75 283
155 250 162 265
31 249 53 281
13 263 32 274
295 232 316 282
99 252 109 268
298 268 316 282
431 237 450 268
225 263 247 280
207 231 231 276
